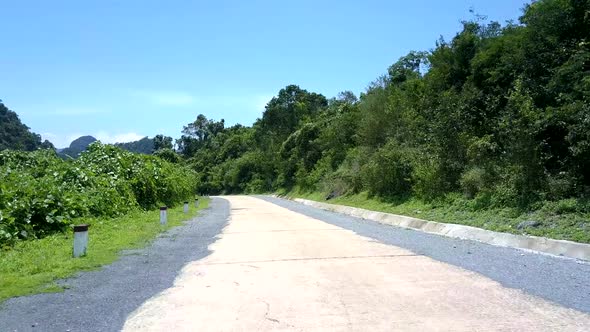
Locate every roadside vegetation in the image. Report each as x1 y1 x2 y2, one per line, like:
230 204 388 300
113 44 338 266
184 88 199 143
0 143 197 247
0 199 208 302
289 192 590 243
171 0 589 242
0 1 588 303
0 142 207 301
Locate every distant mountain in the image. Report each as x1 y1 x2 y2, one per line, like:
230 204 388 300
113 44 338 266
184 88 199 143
0 100 54 151
58 135 97 159
57 135 157 159
115 137 154 154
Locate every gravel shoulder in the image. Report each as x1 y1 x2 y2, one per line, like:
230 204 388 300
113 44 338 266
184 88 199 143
259 195 590 313
0 198 229 332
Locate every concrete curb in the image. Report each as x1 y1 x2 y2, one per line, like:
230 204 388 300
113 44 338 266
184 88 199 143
282 197 590 261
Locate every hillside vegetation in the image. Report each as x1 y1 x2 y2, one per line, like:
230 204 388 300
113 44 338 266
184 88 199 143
0 143 196 247
1 0 587 245
115 136 154 154
115 135 174 155
174 0 590 241
0 101 53 151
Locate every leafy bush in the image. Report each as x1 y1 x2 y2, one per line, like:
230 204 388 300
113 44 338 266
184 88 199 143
486 163 545 208
0 143 196 247
153 148 181 163
244 178 268 193
361 142 413 198
546 172 578 200
459 167 488 199
331 147 368 195
300 155 334 193
411 156 448 200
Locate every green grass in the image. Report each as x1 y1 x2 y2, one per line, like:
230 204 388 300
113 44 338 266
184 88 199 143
287 191 590 244
0 197 209 303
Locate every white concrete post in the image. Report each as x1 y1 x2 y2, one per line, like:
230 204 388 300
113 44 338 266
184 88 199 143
160 206 167 225
73 224 89 258
195 198 199 208
184 201 189 213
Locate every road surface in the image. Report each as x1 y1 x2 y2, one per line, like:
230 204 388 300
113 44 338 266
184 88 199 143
123 196 590 331
1 196 589 331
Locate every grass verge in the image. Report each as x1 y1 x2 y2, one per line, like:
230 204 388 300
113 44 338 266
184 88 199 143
285 191 590 244
0 197 210 303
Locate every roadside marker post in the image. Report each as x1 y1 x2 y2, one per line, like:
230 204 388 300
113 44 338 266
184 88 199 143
160 206 168 225
184 201 189 213
73 224 89 258
195 198 199 208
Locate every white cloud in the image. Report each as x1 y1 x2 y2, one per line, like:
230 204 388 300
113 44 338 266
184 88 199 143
94 132 145 144
131 89 272 111
42 132 85 149
41 133 59 147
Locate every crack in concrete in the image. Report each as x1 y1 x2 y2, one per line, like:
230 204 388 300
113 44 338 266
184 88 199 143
199 254 420 266
262 301 280 324
337 293 353 330
223 229 348 234
261 300 297 328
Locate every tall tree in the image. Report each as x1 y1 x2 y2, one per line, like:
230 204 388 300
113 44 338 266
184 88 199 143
258 85 328 146
153 135 173 151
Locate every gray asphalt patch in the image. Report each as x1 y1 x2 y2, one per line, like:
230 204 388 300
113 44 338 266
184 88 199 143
0 197 229 332
259 196 590 313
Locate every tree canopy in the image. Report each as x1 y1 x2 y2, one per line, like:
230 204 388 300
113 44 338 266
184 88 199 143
0 101 53 151
2 0 587 210
178 0 590 209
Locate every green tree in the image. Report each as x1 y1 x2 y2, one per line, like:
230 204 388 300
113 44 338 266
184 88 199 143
153 135 173 151
0 101 54 151
257 85 327 146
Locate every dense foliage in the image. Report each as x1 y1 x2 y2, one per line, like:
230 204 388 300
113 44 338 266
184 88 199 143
181 0 590 211
0 101 53 151
1 0 587 246
0 143 196 247
115 137 154 154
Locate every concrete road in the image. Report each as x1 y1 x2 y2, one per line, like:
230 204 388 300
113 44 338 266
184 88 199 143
123 196 590 331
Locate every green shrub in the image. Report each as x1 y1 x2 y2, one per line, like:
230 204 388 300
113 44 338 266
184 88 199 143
0 143 196 247
299 155 335 193
540 198 579 215
490 164 544 208
245 178 267 193
546 172 577 200
411 156 447 200
361 142 413 198
153 148 181 163
333 147 369 194
459 167 488 198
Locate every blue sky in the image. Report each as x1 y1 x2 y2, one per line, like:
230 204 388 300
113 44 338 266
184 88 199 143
1 0 525 148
